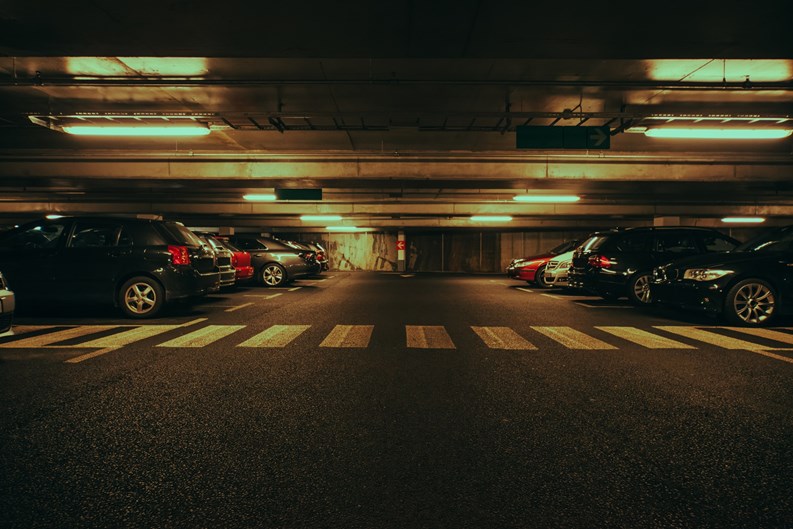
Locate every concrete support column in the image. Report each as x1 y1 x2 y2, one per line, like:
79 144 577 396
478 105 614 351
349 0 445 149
397 231 406 272
653 216 681 226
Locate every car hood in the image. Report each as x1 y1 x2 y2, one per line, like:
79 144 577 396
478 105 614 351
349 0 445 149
660 251 782 269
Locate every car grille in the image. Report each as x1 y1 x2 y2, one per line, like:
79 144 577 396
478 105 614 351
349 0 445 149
546 261 559 270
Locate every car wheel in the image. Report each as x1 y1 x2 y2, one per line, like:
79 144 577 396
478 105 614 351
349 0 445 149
119 277 164 319
627 272 653 306
260 263 287 287
535 266 553 289
724 279 777 326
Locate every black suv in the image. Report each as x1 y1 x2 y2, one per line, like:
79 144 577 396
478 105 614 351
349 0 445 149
0 217 220 318
568 227 740 305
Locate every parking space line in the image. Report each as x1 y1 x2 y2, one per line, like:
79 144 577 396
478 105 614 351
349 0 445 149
320 325 374 348
237 325 311 347
596 326 695 349
471 326 536 350
406 325 456 349
157 325 246 348
531 326 617 350
516 287 533 293
0 325 118 348
225 303 254 313
540 293 564 300
288 287 302 292
576 303 632 309
243 293 283 299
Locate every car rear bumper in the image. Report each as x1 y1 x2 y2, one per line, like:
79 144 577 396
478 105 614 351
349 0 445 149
234 266 254 281
568 269 625 295
161 267 221 300
218 266 237 287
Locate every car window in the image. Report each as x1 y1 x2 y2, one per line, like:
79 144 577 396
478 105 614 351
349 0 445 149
69 222 120 248
655 232 699 254
219 239 241 252
159 222 205 246
701 234 738 252
234 239 267 250
736 226 793 253
125 224 165 246
615 233 652 252
117 227 133 246
578 235 610 253
1 222 66 249
550 240 579 254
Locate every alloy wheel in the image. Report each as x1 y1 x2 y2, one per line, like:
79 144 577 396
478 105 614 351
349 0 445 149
733 283 775 324
124 282 157 315
633 274 652 304
263 265 284 286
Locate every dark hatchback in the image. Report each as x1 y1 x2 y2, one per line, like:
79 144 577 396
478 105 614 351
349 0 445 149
228 235 317 287
0 217 220 318
653 225 793 326
569 227 740 305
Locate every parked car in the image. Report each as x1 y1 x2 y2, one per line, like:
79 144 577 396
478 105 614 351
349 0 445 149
652 225 793 326
544 250 576 288
507 240 582 287
196 234 236 288
0 270 14 334
281 240 323 276
214 238 254 283
227 235 317 286
569 227 740 305
0 217 220 318
302 241 329 271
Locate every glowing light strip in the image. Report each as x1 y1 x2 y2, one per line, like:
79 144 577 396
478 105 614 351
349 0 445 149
470 216 513 222
301 215 343 222
242 194 277 201
645 128 791 139
326 226 369 232
513 195 580 203
62 125 211 136
721 217 766 223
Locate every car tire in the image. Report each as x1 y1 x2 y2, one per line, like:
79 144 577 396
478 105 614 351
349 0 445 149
119 276 164 319
260 263 287 287
627 272 653 306
535 266 553 289
723 279 777 327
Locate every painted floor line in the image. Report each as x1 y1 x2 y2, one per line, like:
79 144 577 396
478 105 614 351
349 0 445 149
540 293 564 300
406 325 456 349
64 347 120 364
471 326 536 350
320 325 374 348
596 326 695 349
237 325 311 347
157 325 246 348
654 326 768 352
531 326 617 350
575 303 632 309
516 287 533 293
0 325 116 348
225 303 254 313
243 293 283 299
288 287 302 292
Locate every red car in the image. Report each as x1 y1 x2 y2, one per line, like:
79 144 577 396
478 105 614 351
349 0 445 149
507 240 581 287
215 237 255 282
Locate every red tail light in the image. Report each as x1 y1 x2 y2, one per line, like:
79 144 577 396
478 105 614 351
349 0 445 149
168 245 191 265
231 253 239 267
588 255 611 268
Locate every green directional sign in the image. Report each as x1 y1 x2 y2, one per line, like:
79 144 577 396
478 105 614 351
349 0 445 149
516 125 611 149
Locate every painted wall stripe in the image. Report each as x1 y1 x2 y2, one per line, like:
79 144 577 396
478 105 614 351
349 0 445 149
596 326 696 349
156 325 246 348
531 326 617 349
237 325 310 347
723 327 793 347
79 325 182 348
0 325 116 348
406 325 455 349
654 326 766 351
320 325 374 348
471 326 537 350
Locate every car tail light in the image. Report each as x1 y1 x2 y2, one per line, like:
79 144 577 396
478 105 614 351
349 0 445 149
231 253 239 267
317 251 326 261
588 255 611 268
168 245 191 266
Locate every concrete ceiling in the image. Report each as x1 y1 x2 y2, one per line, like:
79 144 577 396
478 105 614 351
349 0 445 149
0 1 791 230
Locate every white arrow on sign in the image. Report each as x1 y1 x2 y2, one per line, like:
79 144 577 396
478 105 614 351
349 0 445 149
589 127 609 147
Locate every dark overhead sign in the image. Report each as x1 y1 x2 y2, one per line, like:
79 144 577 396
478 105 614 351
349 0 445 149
275 188 323 200
516 125 611 149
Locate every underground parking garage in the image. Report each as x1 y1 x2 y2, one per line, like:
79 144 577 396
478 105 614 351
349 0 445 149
1 2 793 528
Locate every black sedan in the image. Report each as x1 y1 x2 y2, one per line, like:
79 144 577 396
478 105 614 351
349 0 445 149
652 225 793 326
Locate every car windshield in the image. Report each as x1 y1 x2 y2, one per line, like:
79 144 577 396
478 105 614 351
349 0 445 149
549 240 579 254
577 235 610 253
735 226 793 253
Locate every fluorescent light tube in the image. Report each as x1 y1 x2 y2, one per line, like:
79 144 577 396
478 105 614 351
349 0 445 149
301 215 342 222
470 216 513 222
242 194 277 201
326 226 368 232
513 195 580 203
62 125 211 136
45 214 64 219
645 128 791 140
721 217 766 223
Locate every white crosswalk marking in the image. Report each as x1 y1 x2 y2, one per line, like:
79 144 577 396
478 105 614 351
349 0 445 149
237 325 310 347
595 326 695 349
320 325 374 348
406 326 455 349
471 326 536 350
78 325 182 348
157 325 246 348
0 325 119 348
531 326 617 350
654 326 767 351
723 327 793 347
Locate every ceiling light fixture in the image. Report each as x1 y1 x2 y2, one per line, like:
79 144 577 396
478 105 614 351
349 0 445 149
301 215 342 222
62 124 211 136
645 128 791 140
512 195 580 203
721 217 766 223
242 194 277 201
45 214 64 219
326 226 369 232
470 216 513 222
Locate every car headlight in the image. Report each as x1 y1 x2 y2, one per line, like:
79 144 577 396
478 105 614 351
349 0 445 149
683 269 733 282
